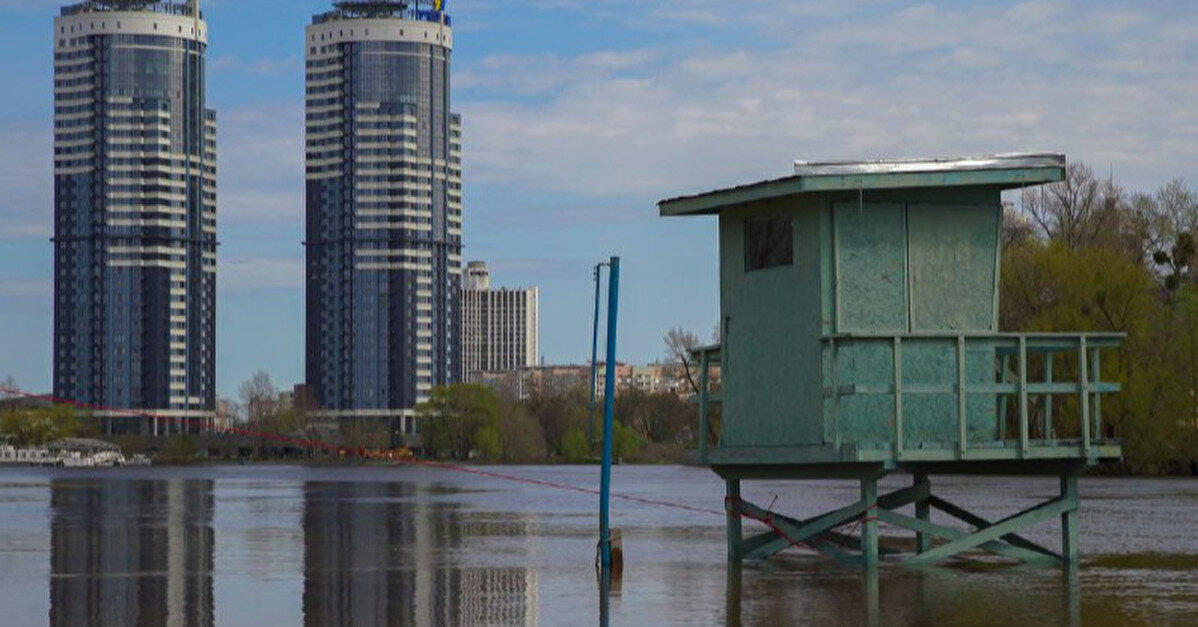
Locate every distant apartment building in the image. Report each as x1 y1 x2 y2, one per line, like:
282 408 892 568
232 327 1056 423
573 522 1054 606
304 1 461 439
476 362 717 401
461 262 539 380
475 365 587 401
52 0 217 435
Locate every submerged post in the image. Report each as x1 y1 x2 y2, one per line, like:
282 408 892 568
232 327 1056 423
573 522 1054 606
598 256 621 572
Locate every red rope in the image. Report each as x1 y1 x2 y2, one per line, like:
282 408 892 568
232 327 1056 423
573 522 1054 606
1 386 881 529
0 386 724 517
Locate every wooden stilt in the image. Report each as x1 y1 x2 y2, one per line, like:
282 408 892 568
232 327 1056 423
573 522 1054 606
861 476 879 569
1060 474 1080 567
914 473 932 554
726 479 742 561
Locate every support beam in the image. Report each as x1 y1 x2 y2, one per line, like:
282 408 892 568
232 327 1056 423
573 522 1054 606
698 351 710 463
861 476 879 568
905 494 1073 565
726 479 742 561
721 475 1083 568
913 474 932 554
877 510 1055 564
737 497 871 561
1061 474 1080 567
928 496 1060 559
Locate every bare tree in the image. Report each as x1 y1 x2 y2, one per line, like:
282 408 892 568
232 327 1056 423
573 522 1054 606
1024 163 1103 247
1002 201 1036 249
0 375 16 401
238 370 279 425
664 327 701 394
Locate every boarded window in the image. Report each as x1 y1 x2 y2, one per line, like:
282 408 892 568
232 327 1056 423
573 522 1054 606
745 216 793 271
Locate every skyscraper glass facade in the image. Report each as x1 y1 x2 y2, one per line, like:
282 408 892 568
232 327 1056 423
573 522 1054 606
305 2 462 437
53 1 216 434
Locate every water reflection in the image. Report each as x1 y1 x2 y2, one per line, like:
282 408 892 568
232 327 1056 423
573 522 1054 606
49 478 214 626
301 481 539 626
722 559 1095 627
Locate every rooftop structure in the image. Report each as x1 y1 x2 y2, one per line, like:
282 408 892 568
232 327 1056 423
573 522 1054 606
661 153 1122 568
60 1 201 18
313 1 450 25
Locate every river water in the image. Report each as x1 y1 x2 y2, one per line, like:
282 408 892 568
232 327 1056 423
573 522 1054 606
0 465 1195 626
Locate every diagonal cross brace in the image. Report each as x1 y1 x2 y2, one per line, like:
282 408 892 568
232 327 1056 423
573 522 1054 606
735 498 871 560
903 495 1074 565
731 483 928 561
928 496 1061 560
876 510 1057 564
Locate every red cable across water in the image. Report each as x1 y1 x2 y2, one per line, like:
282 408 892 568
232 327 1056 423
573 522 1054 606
1 385 886 560
0 386 725 517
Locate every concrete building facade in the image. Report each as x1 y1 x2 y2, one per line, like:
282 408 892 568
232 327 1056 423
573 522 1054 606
304 1 461 438
52 0 217 435
461 261 539 380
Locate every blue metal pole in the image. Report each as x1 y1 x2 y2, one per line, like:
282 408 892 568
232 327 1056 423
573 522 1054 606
588 264 602 444
599 256 620 571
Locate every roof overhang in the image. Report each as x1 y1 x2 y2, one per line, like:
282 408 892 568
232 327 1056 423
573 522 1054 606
658 153 1066 217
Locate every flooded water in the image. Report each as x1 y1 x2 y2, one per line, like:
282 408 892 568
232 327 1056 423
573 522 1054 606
0 465 1196 626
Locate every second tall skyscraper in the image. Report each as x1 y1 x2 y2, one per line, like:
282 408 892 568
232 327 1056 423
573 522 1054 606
305 1 462 439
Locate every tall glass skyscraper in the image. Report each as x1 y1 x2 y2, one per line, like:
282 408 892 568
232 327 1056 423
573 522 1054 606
53 1 216 435
305 1 462 439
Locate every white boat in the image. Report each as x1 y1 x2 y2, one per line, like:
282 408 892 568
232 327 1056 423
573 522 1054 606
0 445 53 466
0 440 132 467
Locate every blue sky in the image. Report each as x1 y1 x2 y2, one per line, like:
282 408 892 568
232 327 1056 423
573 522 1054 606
2 0 1197 398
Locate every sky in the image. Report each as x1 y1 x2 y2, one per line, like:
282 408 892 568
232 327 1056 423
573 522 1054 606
1 0 1197 398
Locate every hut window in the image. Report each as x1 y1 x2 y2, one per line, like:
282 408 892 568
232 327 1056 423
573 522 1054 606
745 216 793 271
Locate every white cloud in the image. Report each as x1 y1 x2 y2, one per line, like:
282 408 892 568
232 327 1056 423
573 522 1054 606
458 0 1198 206
216 103 304 225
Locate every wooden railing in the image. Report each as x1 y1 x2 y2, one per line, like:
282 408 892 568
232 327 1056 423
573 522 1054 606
822 333 1123 460
692 333 1124 463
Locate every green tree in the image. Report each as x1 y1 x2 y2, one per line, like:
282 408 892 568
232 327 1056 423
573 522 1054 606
0 405 81 447
495 400 547 462
526 386 589 457
612 420 642 461
416 384 500 460
475 424 502 461
560 428 590 462
1001 238 1197 472
159 435 198 464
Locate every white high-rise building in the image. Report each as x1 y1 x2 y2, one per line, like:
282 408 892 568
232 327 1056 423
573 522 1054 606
462 262 539 379
53 0 217 435
304 1 461 438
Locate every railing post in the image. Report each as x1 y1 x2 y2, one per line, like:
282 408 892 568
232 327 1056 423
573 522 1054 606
1092 347 1102 442
1019 337 1029 458
957 336 968 459
832 338 841 452
893 337 903 460
698 350 710 464
1078 337 1091 459
998 353 1009 440
1045 352 1055 440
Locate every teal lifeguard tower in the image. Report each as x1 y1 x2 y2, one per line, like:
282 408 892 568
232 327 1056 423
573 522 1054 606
659 153 1122 567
